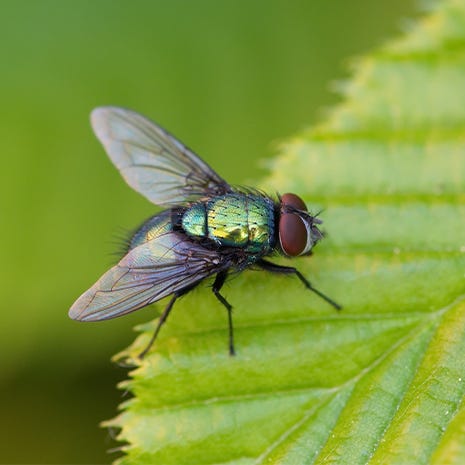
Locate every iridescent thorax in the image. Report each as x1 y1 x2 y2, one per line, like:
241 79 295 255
182 193 275 253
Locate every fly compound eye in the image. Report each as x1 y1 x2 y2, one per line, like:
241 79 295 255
279 213 309 256
281 193 307 211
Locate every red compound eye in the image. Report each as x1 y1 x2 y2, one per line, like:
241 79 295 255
281 193 307 211
279 213 308 256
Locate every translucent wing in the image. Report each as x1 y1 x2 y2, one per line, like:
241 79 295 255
69 232 227 321
91 107 231 207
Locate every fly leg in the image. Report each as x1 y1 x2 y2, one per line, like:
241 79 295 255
212 270 235 356
138 284 196 359
257 259 342 310
138 294 178 359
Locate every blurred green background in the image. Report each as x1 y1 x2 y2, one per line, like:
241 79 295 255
1 1 419 463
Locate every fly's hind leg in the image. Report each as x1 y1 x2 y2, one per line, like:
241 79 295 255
257 259 342 310
212 270 235 356
138 294 178 359
138 285 196 359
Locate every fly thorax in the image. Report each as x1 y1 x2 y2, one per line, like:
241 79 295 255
207 195 249 247
181 203 208 237
181 194 274 253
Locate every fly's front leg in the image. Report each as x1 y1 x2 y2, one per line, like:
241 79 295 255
257 259 341 310
212 270 235 356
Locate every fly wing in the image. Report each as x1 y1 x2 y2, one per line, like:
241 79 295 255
91 107 232 207
69 232 227 321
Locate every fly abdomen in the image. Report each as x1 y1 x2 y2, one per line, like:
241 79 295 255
129 210 173 250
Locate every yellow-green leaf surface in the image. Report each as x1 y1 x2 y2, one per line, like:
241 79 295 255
109 2 465 464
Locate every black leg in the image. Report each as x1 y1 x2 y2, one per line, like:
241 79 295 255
138 281 203 359
257 259 342 310
138 294 178 359
212 271 235 356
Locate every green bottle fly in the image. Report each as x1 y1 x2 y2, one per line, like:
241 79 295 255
69 107 341 357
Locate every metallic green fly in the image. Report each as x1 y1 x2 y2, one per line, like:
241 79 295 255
69 107 341 356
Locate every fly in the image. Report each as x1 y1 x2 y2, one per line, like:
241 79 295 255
69 107 341 357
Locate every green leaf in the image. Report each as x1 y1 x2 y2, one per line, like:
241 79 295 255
108 1 465 463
